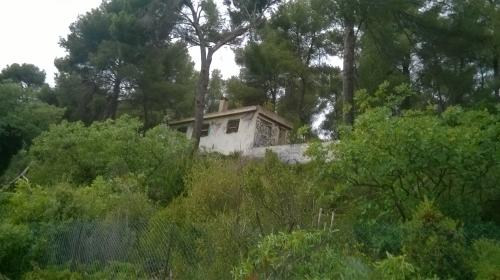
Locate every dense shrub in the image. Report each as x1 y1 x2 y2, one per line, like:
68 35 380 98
471 239 500 279
22 263 148 280
233 230 370 280
312 107 500 222
242 152 322 234
402 201 469 279
0 178 155 279
353 222 403 259
372 253 418 280
0 83 64 175
22 268 83 280
0 223 33 279
24 116 192 202
138 152 324 279
6 177 154 225
1 106 499 278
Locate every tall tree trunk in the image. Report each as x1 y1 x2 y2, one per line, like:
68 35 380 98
493 52 499 97
342 18 356 125
400 56 412 110
298 75 307 123
270 88 277 112
106 77 121 120
192 48 213 149
269 76 278 112
77 87 95 124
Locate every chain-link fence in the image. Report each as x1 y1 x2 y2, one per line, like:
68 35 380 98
34 213 500 279
39 217 198 279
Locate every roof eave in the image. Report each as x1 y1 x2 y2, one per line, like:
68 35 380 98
169 106 258 125
256 106 293 129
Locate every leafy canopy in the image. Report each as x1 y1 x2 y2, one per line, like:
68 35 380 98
26 116 192 203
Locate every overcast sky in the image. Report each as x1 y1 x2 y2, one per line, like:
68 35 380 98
0 0 240 86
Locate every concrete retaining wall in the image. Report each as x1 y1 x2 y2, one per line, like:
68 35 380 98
244 141 335 164
244 143 311 163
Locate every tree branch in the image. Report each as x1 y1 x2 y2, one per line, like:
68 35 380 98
210 24 250 53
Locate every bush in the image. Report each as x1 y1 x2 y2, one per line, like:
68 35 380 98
372 253 418 280
471 239 500 279
0 223 33 279
242 151 321 234
0 83 64 176
233 230 370 280
353 222 403 259
6 177 154 225
139 152 324 279
313 107 500 222
25 116 192 203
402 201 469 279
22 268 83 280
22 263 148 280
0 178 155 278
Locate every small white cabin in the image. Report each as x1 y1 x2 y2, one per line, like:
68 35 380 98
169 98 293 155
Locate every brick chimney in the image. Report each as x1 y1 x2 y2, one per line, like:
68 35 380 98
218 96 229 112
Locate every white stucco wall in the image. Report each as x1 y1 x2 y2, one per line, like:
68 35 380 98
183 111 258 154
244 143 311 163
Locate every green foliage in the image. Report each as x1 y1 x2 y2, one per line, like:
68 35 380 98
26 116 191 202
372 253 417 280
56 0 195 125
137 210 200 278
0 83 64 141
1 107 499 278
140 152 323 279
134 155 246 278
0 82 64 177
471 239 500 279
242 152 320 234
234 0 340 125
0 223 33 279
206 69 225 112
22 263 148 280
22 268 83 280
355 82 415 114
4 0 500 278
85 263 148 279
6 177 154 224
0 63 46 88
314 107 500 222
0 177 154 279
233 230 370 280
182 155 245 221
353 223 403 259
402 201 469 279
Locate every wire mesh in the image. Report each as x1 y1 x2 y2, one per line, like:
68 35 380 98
40 216 195 279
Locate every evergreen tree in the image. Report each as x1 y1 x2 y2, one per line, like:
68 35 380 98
56 0 195 127
176 0 279 148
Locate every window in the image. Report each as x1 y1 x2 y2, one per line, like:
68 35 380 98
226 119 240 134
201 123 210 137
176 126 187 134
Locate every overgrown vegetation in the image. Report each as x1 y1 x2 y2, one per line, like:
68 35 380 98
1 0 500 278
1 104 499 279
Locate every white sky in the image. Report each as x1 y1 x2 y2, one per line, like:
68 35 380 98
0 0 240 86
0 0 101 85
